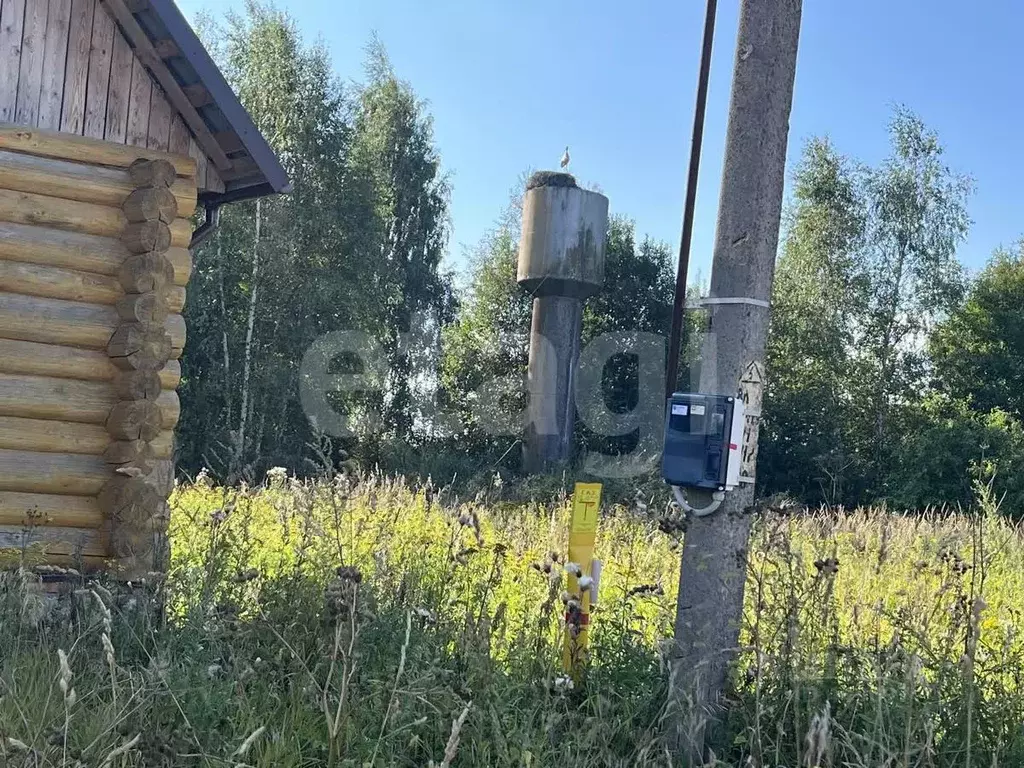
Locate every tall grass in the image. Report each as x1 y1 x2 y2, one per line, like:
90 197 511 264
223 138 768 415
0 472 1022 766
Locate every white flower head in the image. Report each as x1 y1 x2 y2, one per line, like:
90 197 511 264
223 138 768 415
553 674 575 693
413 607 437 623
578 575 594 592
564 562 582 577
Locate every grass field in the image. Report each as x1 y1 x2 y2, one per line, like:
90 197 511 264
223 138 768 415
1 472 1023 766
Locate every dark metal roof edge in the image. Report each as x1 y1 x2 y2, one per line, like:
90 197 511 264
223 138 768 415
200 181 288 207
146 0 290 197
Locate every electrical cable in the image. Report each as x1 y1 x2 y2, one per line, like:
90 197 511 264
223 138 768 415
671 485 725 517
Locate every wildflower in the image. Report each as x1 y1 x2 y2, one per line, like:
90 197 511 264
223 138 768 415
206 664 223 679
57 649 72 692
578 575 594 592
438 702 471 768
627 583 664 598
564 562 582 577
566 598 581 613
559 591 571 604
335 565 363 583
100 734 140 768
413 607 437 624
804 701 832 767
57 649 76 709
550 551 561 563
266 466 288 485
552 674 574 693
232 726 266 759
102 633 115 667
814 557 840 575
210 507 229 525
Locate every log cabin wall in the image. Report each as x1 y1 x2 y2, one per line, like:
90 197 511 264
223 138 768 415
0 125 197 572
0 0 224 195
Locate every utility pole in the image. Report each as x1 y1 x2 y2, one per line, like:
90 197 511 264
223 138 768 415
667 0 803 761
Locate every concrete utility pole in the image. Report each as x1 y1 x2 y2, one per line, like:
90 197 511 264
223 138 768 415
667 0 802 761
518 172 609 473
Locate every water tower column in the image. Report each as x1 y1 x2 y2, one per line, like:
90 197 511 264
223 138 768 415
517 172 609 472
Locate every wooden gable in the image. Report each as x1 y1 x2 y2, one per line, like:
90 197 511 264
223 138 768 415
0 0 224 196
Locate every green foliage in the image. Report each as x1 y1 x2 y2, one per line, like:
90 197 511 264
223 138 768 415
890 395 1024 513
178 8 452 480
2 476 1024 766
763 108 974 507
762 137 868 503
931 242 1024 417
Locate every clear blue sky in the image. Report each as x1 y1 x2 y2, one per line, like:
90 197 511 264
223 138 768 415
180 0 1023 282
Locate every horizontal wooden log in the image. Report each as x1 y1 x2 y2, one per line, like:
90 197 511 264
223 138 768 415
0 415 108 454
0 448 111 495
121 221 171 253
0 124 196 178
0 292 185 355
0 189 191 247
160 391 180 429
105 439 151 464
0 373 180 427
0 550 110 570
0 491 104 528
0 149 196 216
0 221 192 285
0 339 180 388
106 400 163 441
0 415 172 457
0 524 109 557
117 292 171 324
108 323 172 371
122 187 178 224
0 259 185 311
114 370 162 400
128 158 177 189
118 252 174 292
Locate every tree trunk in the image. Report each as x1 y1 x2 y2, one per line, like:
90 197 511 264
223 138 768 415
235 198 261 478
218 230 232 423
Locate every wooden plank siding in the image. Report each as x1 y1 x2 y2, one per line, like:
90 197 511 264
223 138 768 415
59 0 93 134
81 0 112 138
102 20 132 142
124 54 150 147
2 0 223 197
14 0 48 126
0 0 28 121
36 0 72 130
146 84 170 151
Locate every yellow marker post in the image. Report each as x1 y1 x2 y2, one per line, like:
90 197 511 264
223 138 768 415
564 482 602 677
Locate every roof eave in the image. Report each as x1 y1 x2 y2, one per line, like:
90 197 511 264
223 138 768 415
142 0 290 198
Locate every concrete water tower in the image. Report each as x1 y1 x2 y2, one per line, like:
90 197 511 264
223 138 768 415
518 172 609 472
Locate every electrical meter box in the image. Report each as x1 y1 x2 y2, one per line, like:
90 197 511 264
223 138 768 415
661 393 745 491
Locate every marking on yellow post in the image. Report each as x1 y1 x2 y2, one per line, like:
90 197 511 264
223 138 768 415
564 481 602 678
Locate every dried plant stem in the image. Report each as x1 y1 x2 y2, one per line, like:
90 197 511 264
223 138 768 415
370 610 413 766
